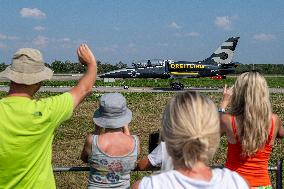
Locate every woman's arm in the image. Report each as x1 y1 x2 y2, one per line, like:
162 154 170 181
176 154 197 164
276 115 284 138
131 180 141 189
80 134 94 163
136 157 154 171
220 114 228 136
219 85 233 136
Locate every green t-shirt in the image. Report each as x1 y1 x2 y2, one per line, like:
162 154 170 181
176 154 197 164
0 92 74 189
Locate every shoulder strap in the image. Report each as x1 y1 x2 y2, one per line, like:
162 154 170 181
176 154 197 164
231 115 239 142
131 135 139 156
92 135 101 154
267 117 275 144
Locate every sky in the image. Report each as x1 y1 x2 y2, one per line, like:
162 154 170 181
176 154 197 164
0 0 283 65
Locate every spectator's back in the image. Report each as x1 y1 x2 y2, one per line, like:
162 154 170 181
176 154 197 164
0 94 73 188
219 71 284 188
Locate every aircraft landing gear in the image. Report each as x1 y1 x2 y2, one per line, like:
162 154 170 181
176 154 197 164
170 82 184 90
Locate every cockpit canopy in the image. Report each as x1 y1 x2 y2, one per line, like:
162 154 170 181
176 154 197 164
132 59 174 68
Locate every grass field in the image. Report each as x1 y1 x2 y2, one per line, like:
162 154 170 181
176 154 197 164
0 91 283 188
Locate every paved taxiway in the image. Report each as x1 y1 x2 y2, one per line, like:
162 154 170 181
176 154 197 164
1 74 284 93
0 86 284 93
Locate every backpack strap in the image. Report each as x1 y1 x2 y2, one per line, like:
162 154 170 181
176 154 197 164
132 135 139 154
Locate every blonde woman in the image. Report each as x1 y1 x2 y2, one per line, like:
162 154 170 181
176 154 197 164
219 72 284 188
132 91 248 189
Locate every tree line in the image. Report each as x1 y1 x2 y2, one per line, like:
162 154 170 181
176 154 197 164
0 61 284 74
0 60 127 74
234 63 284 74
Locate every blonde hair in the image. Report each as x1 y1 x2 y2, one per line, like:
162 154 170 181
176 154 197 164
162 91 220 168
230 72 271 156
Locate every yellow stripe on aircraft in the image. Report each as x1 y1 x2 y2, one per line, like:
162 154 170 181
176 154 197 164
170 72 199 75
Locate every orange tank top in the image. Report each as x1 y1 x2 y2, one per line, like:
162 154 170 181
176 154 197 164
225 116 274 187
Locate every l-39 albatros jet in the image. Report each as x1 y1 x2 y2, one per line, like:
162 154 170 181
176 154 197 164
100 37 240 90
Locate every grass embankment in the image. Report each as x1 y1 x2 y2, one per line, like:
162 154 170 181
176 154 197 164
0 92 283 188
1 76 284 88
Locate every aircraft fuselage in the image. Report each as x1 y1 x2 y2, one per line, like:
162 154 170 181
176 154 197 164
99 61 236 79
99 37 240 81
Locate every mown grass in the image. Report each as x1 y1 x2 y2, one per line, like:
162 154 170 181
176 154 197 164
0 91 283 188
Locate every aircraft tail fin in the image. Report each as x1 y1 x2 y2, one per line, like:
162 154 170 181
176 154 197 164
204 37 240 64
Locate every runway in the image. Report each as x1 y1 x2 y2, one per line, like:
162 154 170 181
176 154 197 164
2 74 284 83
1 86 284 93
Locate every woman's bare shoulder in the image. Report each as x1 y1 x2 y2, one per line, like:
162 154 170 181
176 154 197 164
272 113 280 119
271 113 284 139
271 113 281 128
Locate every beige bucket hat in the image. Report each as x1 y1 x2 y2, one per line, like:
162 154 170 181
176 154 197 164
0 48 53 85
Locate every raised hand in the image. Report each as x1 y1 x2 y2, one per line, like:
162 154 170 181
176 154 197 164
219 84 233 109
77 44 96 66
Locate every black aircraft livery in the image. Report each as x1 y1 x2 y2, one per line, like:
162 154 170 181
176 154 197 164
99 37 240 87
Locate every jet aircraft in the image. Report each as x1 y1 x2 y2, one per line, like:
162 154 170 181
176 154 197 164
99 37 240 89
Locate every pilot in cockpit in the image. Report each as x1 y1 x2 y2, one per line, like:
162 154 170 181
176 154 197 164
147 60 151 67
